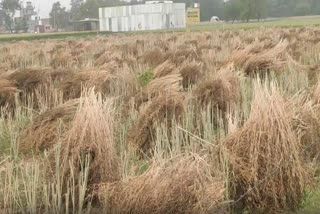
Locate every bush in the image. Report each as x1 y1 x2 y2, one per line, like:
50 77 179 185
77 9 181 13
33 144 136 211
138 68 153 87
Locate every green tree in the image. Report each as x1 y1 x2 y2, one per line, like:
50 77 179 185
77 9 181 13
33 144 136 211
200 0 224 21
225 0 240 22
14 17 28 33
70 0 84 21
253 0 267 20
225 0 242 22
77 0 101 19
76 0 123 20
294 1 311 16
222 0 264 22
49 2 70 30
0 9 5 27
225 0 317 19
239 0 253 22
0 0 21 32
266 0 314 17
311 0 320 14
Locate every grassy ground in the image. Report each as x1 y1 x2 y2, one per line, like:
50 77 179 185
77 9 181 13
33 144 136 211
0 31 111 42
192 15 320 31
0 15 320 42
294 179 320 214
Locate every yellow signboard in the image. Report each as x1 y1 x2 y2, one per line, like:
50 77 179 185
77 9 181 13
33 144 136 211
186 8 200 24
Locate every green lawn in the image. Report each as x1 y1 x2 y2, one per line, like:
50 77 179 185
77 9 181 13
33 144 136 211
191 15 320 31
1 15 320 42
296 178 320 214
0 31 111 42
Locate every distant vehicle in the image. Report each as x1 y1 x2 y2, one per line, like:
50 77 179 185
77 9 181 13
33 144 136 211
210 16 220 22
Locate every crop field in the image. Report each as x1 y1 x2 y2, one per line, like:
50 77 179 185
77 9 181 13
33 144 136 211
0 26 320 213
1 15 320 43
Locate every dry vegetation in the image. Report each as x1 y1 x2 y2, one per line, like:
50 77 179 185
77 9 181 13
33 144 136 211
1 27 320 213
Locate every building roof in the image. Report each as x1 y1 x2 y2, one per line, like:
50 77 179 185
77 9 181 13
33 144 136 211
145 1 173 4
73 18 99 23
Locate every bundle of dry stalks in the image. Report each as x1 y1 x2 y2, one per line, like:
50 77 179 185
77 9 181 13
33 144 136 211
223 39 285 73
94 50 123 69
194 65 239 112
313 81 320 104
141 48 169 66
224 43 257 68
6 68 76 108
170 47 200 65
119 43 139 56
20 91 120 205
127 91 185 155
287 54 320 84
133 74 183 111
60 70 114 100
7 68 75 92
50 69 76 82
50 51 74 68
152 60 177 79
293 88 320 163
154 39 169 51
8 68 52 94
58 91 120 186
224 85 309 213
97 155 227 214
19 99 79 153
241 40 288 75
297 101 320 163
69 41 86 57
179 61 203 88
146 73 182 96
0 78 19 108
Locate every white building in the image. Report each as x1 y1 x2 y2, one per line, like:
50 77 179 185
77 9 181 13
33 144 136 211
145 1 173 4
99 2 186 32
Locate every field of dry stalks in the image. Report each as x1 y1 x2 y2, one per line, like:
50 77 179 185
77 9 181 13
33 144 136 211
1 27 320 213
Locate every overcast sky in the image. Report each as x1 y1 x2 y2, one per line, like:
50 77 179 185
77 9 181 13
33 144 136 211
23 0 71 18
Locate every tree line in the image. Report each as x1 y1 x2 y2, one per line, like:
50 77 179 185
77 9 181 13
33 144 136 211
224 0 320 22
0 0 21 32
173 0 320 22
1 0 320 32
67 0 320 25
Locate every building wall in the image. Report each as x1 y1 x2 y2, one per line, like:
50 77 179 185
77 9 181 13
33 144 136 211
74 21 99 31
41 18 51 26
34 18 54 33
99 3 185 32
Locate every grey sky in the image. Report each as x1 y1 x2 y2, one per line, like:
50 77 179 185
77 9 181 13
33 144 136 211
24 0 70 18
